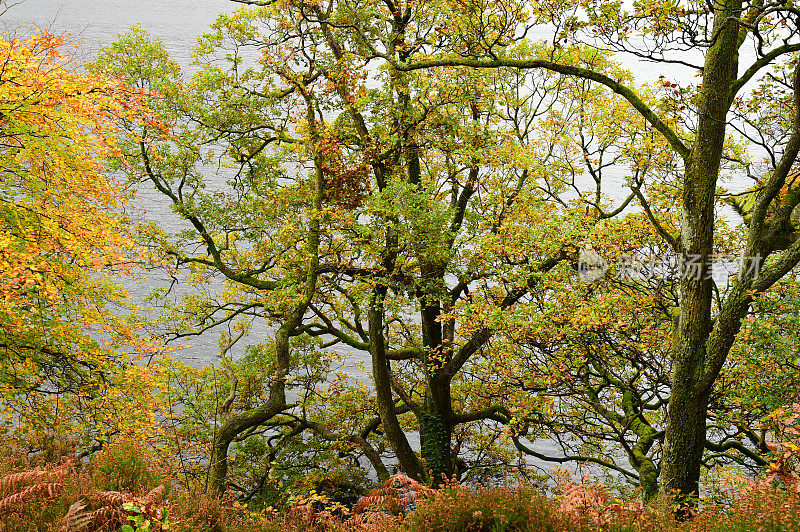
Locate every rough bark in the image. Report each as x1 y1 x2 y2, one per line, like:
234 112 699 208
660 0 743 505
208 389 287 495
368 288 427 481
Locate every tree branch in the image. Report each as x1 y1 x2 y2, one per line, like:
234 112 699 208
391 57 690 161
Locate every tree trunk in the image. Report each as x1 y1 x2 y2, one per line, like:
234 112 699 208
208 434 232 496
659 380 710 506
638 459 660 503
660 0 742 506
369 288 426 480
207 396 287 496
417 267 455 484
419 372 455 484
418 408 453 484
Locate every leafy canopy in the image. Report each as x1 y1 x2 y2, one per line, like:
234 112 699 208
0 30 161 443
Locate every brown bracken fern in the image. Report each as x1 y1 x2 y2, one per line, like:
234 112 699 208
345 473 434 528
61 484 169 532
0 458 72 516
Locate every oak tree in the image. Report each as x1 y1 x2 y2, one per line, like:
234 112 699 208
388 0 800 505
98 0 800 505
96 11 637 492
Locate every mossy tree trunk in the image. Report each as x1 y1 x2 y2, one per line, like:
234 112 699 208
660 1 741 504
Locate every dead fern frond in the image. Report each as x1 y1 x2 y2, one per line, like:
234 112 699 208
142 484 166 504
61 501 121 532
61 486 170 532
59 491 132 532
345 507 400 530
0 458 72 497
0 470 52 495
88 490 132 506
61 500 88 532
0 482 64 513
385 473 433 496
352 493 403 515
352 474 433 516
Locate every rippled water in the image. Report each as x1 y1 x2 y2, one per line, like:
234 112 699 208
4 0 230 64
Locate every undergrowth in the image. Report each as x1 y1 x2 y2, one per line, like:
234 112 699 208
0 436 798 532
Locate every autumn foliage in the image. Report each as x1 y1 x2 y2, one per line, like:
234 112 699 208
2 449 800 532
7 0 800 528
0 30 160 443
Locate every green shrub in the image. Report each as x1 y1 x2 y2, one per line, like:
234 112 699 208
91 440 165 495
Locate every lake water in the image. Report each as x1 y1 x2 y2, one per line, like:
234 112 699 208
3 0 231 65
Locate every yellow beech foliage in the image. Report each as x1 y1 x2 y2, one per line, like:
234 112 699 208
0 31 161 442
